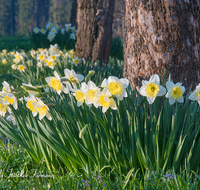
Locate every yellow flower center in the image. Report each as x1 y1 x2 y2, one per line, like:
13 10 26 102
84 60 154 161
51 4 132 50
47 61 54 67
15 55 20 60
145 83 160 98
36 105 48 116
39 55 45 60
69 50 74 55
50 55 56 61
75 91 86 103
74 59 79 65
50 78 62 91
19 65 25 71
27 101 36 112
171 86 183 99
0 104 8 112
108 82 123 95
86 90 97 101
99 95 110 108
5 95 14 105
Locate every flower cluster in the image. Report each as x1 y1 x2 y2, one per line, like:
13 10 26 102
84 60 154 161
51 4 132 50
139 74 199 105
33 22 77 42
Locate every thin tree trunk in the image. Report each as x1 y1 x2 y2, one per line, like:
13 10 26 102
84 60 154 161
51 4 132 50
76 0 115 65
70 0 77 28
11 0 15 36
123 0 200 93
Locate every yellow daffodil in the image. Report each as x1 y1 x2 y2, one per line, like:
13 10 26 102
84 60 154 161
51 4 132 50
18 65 26 72
24 94 38 117
2 59 7 64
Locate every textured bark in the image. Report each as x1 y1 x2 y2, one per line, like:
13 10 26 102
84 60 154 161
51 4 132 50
76 0 115 65
123 0 200 93
70 0 77 28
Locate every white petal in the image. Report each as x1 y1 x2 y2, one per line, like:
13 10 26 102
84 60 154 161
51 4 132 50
77 101 82 107
139 86 147 97
166 81 174 91
77 74 84 82
32 112 38 117
149 74 160 84
54 71 60 80
147 96 156 104
46 113 52 120
108 76 118 83
177 96 184 103
102 107 108 113
188 91 198 101
64 68 71 78
142 80 149 86
169 97 175 105
101 79 108 88
119 78 129 88
157 85 166 96
180 86 185 94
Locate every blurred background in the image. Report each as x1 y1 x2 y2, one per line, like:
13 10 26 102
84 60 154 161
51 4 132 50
0 0 125 38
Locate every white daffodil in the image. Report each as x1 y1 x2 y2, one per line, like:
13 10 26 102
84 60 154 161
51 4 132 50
189 84 200 104
45 58 56 69
33 27 40 34
95 88 117 113
18 65 26 72
1 93 18 110
61 28 65 34
49 44 58 53
1 81 12 93
50 27 58 34
71 57 81 66
46 22 53 30
61 69 84 90
11 64 17 70
139 74 166 104
85 81 100 108
30 50 36 58
45 71 69 95
65 23 71 31
71 26 77 33
0 97 11 117
106 76 129 101
165 81 185 105
7 114 16 125
73 82 88 107
21 83 39 96
2 59 7 64
24 94 38 117
47 32 56 42
13 52 23 63
33 98 52 120
40 29 46 34
70 33 76 40
37 51 46 62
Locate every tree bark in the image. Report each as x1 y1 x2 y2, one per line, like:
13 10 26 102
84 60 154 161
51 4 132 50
123 0 200 93
76 0 115 65
70 0 77 28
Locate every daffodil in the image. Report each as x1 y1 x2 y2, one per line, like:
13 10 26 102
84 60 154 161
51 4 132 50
62 69 84 89
24 94 38 117
71 26 77 33
21 83 39 96
106 76 129 100
40 29 46 34
11 64 17 70
46 22 53 30
139 74 166 104
85 81 100 108
165 81 185 105
1 81 12 93
95 88 117 113
73 82 88 107
33 27 40 34
45 71 69 95
0 97 11 117
65 23 71 31
71 57 81 66
37 51 46 61
49 44 58 53
50 27 58 34
18 65 26 72
47 32 56 42
6 114 16 125
61 28 65 34
45 58 56 69
33 98 52 120
13 52 23 63
2 59 7 64
189 84 200 104
1 92 18 110
70 33 76 40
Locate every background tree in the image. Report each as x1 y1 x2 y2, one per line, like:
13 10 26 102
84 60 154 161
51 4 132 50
0 0 11 36
123 0 200 93
70 0 77 28
75 0 115 65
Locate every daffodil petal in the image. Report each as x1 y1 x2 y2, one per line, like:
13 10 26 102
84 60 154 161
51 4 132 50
169 97 175 105
147 96 155 104
139 86 147 96
189 91 198 101
177 96 184 103
166 81 174 90
157 85 166 96
149 74 160 84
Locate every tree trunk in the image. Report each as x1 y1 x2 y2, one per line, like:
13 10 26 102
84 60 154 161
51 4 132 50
70 0 77 28
11 0 15 36
123 0 200 93
76 0 115 65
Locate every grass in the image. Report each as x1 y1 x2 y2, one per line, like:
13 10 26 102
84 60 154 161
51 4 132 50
0 36 199 189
